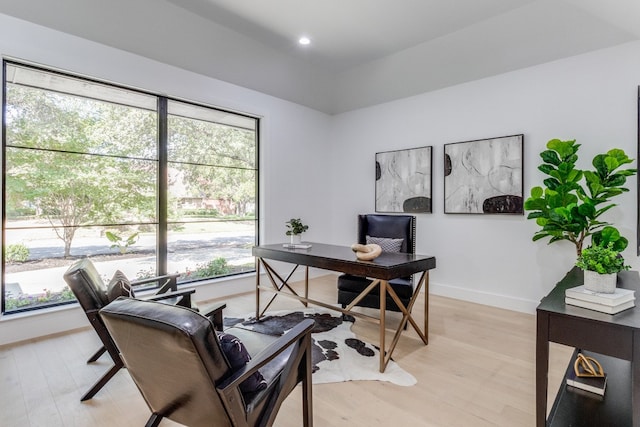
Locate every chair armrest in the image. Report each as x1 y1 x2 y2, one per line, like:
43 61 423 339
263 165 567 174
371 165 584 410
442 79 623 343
145 289 195 307
131 273 180 294
202 302 226 331
217 318 315 391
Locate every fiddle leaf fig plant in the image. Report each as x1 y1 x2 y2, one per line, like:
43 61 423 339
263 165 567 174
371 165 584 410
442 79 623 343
524 139 636 256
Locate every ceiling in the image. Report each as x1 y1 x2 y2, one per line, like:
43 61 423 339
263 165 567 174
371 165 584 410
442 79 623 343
1 0 640 114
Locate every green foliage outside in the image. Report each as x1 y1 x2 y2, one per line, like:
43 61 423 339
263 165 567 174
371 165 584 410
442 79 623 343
524 139 636 256
5 84 157 258
182 208 220 217
5 77 256 259
105 231 139 254
184 257 231 280
6 243 29 262
4 286 76 311
3 66 258 313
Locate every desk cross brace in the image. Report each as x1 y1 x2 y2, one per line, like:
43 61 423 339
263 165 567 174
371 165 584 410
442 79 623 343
255 257 429 372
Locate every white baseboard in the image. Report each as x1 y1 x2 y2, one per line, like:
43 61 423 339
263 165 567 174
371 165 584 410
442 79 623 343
1 271 538 347
0 268 331 347
429 281 539 314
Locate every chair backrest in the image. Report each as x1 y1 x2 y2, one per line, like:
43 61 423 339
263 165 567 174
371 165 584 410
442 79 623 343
357 214 416 254
63 258 109 312
100 298 234 427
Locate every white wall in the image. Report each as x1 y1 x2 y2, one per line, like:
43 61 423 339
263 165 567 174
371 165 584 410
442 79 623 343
4 12 640 345
330 40 640 313
0 13 332 345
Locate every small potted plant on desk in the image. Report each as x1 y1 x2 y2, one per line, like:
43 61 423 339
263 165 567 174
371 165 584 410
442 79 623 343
576 227 630 293
285 218 308 245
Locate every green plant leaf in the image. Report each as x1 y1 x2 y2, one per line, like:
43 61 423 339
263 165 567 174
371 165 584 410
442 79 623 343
540 149 561 166
547 139 577 159
542 177 559 191
530 186 543 199
538 164 555 175
604 156 620 172
535 217 548 226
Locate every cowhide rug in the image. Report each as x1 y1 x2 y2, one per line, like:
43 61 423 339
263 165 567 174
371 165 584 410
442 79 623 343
224 308 417 386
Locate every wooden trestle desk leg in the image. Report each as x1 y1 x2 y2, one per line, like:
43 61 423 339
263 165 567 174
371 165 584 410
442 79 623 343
424 271 429 344
379 279 387 373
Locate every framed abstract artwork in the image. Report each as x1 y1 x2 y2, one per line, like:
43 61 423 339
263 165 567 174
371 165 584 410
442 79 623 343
444 134 524 214
375 146 432 213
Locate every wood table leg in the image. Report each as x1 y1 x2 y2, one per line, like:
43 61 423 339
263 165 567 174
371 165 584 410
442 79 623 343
536 311 550 427
633 330 640 427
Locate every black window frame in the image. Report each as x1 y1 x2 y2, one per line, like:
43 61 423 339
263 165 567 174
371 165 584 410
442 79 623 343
1 59 260 314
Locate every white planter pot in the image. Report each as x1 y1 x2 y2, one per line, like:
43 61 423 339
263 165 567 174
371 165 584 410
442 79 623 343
583 270 617 294
290 234 302 245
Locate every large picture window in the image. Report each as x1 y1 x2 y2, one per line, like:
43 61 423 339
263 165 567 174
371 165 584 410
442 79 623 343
2 61 258 313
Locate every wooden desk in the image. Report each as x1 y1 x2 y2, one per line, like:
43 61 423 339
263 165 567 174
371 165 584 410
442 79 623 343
252 242 436 372
536 268 640 426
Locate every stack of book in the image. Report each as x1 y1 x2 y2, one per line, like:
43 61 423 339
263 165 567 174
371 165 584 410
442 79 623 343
565 285 635 314
566 363 607 396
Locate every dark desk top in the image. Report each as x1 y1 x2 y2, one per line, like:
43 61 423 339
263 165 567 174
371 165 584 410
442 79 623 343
538 267 640 329
252 242 436 281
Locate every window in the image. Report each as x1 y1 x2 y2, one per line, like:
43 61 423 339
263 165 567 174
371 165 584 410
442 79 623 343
2 61 258 313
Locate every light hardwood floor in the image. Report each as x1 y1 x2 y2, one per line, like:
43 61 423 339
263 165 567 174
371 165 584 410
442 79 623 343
0 275 572 426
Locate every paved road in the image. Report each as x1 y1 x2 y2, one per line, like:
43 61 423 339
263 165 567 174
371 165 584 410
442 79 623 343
6 232 257 296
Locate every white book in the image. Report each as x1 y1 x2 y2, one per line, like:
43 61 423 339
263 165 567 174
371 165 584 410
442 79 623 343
282 243 312 249
565 285 635 306
566 369 607 396
565 297 635 314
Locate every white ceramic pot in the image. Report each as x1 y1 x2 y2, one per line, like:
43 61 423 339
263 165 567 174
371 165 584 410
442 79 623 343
583 270 617 294
290 234 302 245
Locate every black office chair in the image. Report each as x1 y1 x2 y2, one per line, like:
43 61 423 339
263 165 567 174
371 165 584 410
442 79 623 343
101 297 314 427
62 258 219 401
337 214 416 312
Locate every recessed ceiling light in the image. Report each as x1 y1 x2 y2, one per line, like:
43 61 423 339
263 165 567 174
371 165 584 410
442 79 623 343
298 36 311 46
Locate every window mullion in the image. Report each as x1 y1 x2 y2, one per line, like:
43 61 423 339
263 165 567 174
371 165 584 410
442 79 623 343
157 97 168 276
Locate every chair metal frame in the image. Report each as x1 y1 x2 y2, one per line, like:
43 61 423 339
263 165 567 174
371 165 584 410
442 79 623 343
63 258 216 401
101 298 314 427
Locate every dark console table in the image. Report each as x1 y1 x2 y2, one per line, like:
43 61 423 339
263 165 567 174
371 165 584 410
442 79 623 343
536 267 640 426
252 242 436 372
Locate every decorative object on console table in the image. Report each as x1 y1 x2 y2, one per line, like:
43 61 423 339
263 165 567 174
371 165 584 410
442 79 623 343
350 243 382 260
565 285 635 306
575 227 631 294
282 243 313 249
285 218 308 245
524 139 636 257
444 134 523 214
566 353 607 397
564 297 635 314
